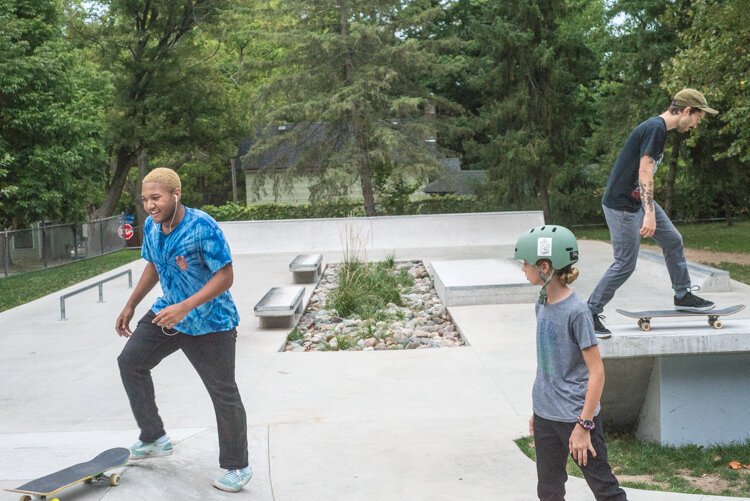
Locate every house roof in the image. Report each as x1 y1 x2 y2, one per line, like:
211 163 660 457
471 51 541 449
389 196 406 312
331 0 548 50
422 170 487 196
239 122 335 171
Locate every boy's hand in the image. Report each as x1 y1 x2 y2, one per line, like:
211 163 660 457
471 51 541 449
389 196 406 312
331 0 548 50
152 302 191 330
569 425 597 467
116 306 135 337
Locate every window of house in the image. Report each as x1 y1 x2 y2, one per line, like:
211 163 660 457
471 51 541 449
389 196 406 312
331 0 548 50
12 230 34 250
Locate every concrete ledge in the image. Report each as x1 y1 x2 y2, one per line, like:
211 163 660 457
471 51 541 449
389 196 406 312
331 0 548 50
219 211 545 254
430 259 538 306
600 319 750 445
638 248 731 292
598 319 750 358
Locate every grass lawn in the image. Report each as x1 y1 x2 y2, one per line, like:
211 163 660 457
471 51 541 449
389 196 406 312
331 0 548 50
574 220 750 285
574 220 750 253
516 434 750 497
0 249 142 313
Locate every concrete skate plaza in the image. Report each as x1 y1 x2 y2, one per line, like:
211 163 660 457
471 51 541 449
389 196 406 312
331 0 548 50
2 212 749 500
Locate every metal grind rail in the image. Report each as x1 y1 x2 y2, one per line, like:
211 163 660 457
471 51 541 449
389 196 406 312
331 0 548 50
59 269 133 320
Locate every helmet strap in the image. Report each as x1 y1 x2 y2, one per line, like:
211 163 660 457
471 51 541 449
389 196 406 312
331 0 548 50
537 270 555 304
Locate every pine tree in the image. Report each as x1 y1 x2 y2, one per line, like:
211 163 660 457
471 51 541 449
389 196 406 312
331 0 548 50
246 0 444 216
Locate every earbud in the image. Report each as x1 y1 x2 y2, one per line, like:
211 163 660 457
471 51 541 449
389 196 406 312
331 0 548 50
174 195 179 203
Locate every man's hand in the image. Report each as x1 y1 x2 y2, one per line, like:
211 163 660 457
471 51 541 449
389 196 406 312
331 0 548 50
152 302 191 330
569 425 597 467
116 306 135 338
529 415 534 436
640 211 656 238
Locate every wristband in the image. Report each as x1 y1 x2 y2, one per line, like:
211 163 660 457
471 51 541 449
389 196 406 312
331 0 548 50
576 416 595 431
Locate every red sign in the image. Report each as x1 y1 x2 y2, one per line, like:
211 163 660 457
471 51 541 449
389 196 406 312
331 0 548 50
118 223 134 240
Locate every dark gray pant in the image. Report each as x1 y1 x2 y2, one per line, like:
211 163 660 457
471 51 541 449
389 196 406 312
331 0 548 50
118 310 249 469
534 414 627 501
588 203 691 315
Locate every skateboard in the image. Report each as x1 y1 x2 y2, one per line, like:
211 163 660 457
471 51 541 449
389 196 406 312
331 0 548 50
616 304 745 331
5 447 129 501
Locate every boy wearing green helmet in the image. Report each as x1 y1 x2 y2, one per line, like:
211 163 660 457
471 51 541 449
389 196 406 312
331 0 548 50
515 225 627 501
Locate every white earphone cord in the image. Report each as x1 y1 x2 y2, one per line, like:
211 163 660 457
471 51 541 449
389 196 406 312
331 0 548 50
169 196 179 232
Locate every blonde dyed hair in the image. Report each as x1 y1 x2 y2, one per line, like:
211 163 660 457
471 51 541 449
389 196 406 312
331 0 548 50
142 167 181 193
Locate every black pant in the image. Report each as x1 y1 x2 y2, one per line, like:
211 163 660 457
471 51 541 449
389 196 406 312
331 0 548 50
534 414 627 501
118 311 248 469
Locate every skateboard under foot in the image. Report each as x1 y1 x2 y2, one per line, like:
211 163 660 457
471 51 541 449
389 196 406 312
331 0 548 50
616 304 745 331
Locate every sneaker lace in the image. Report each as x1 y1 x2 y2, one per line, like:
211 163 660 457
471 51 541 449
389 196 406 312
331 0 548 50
225 470 244 483
595 314 607 323
687 285 702 294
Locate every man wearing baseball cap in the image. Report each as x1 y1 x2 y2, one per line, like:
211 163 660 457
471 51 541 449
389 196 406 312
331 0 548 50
589 88 719 336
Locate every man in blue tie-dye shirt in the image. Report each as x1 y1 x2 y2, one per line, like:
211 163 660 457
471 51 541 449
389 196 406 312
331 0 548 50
115 168 251 493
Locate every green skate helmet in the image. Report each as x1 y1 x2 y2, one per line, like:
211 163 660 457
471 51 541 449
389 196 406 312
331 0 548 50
514 225 579 270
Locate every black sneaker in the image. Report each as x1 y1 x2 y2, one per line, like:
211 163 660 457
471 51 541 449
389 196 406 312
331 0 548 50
592 314 611 339
674 290 715 311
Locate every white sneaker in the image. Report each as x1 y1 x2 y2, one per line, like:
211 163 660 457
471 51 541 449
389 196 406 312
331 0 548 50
213 467 253 492
129 437 173 459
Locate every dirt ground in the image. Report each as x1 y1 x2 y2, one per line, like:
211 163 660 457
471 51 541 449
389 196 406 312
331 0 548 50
641 244 750 266
618 469 747 496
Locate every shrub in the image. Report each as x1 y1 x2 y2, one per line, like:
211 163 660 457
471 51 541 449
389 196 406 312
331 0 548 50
201 195 496 221
328 259 414 320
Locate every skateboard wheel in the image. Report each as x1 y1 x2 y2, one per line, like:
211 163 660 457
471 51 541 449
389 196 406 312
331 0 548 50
109 473 121 486
713 320 723 329
19 495 32 501
84 477 93 483
640 322 651 332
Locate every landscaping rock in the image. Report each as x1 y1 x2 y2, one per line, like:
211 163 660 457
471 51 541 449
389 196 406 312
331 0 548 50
283 260 464 352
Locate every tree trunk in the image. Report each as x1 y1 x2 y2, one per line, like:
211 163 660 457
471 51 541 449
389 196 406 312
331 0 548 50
135 150 149 225
723 182 733 226
663 135 681 218
358 150 377 217
93 146 138 219
339 0 376 217
537 175 552 223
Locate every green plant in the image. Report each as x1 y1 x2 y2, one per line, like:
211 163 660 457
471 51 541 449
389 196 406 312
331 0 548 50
328 234 413 320
335 334 355 351
287 329 304 342
201 195 495 222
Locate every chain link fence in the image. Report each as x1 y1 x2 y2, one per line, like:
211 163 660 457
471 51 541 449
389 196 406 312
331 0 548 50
0 216 140 277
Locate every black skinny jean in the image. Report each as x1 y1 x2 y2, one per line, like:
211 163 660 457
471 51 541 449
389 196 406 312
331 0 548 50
118 310 248 470
534 414 627 501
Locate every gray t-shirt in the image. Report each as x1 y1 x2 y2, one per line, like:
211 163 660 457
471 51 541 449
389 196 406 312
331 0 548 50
533 292 600 422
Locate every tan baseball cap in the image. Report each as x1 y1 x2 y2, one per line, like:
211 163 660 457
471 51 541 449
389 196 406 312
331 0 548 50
673 88 719 115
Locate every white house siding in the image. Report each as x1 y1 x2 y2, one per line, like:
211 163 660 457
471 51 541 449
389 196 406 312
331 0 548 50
245 172 365 205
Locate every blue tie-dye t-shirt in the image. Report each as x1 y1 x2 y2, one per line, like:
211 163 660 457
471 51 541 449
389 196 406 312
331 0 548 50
142 207 239 335
532 292 599 422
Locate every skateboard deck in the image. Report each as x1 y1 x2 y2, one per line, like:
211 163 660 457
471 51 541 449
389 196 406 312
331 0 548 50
5 447 129 500
616 304 745 331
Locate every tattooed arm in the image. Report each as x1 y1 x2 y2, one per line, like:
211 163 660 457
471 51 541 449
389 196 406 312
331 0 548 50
638 155 657 238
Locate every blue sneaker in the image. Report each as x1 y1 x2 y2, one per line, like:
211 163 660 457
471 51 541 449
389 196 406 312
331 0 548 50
129 437 173 459
213 467 253 492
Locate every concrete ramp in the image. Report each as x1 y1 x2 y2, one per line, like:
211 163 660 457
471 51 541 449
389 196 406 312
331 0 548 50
0 427 272 500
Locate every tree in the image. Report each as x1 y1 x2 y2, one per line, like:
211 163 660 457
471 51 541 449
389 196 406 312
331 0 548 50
246 0 444 216
0 0 110 228
665 0 750 222
78 0 243 219
438 0 599 222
